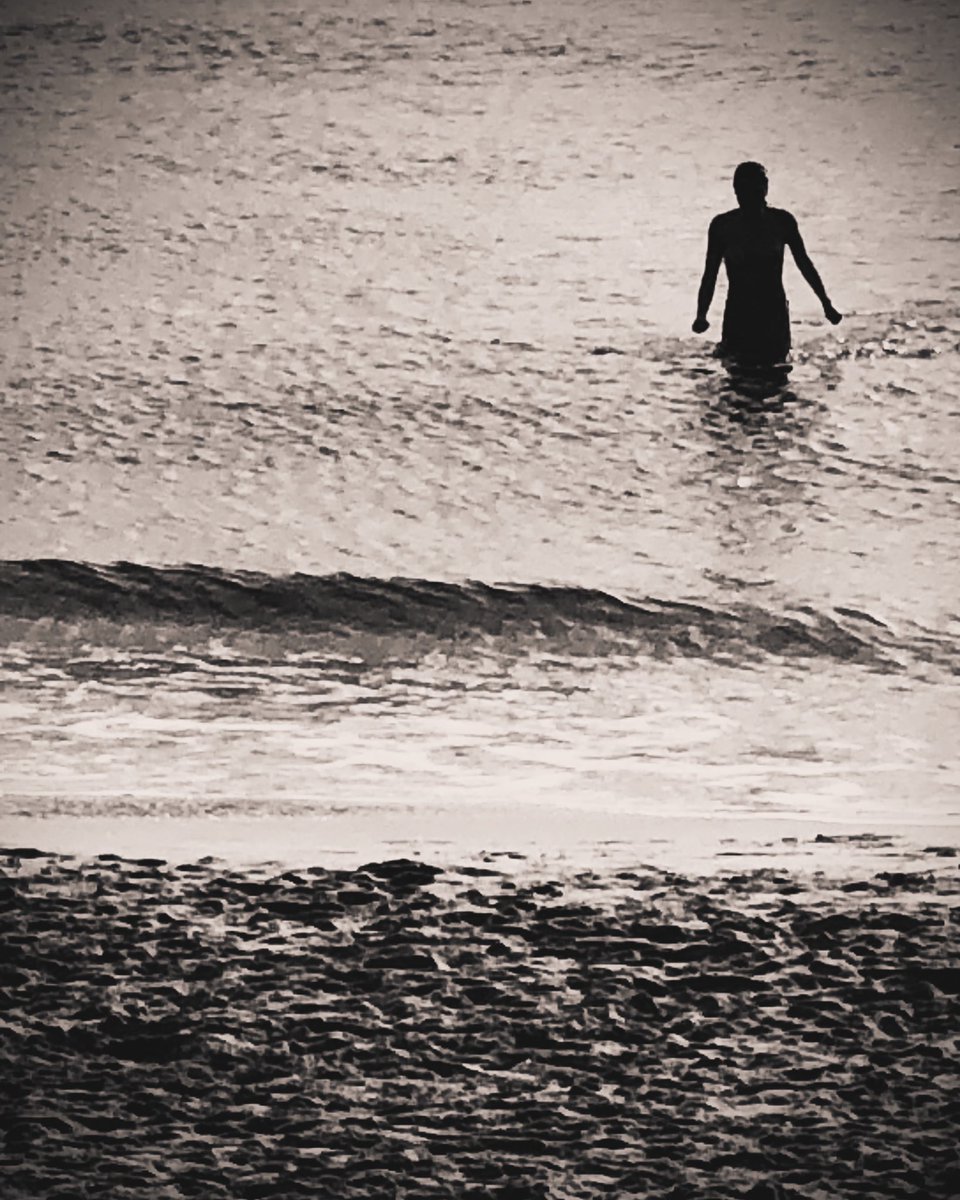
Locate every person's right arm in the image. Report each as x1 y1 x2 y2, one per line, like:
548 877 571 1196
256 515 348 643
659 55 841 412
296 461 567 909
692 217 723 333
785 213 842 324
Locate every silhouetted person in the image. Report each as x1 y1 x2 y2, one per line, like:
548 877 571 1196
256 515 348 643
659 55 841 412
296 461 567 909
693 162 841 364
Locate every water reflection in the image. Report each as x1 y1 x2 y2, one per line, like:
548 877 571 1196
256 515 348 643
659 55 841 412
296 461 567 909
691 360 825 573
719 358 795 404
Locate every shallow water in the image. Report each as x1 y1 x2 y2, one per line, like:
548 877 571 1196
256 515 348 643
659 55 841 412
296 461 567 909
0 0 958 846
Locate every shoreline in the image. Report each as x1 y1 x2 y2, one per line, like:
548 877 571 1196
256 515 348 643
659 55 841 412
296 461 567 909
3 807 957 879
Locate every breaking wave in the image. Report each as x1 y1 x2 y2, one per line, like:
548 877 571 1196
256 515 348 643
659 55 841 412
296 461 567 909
0 559 954 672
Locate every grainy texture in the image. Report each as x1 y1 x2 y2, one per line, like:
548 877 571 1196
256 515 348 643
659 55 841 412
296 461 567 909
2 850 958 1198
2 0 959 842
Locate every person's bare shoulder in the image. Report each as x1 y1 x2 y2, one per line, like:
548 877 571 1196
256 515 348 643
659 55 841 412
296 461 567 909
708 209 738 241
770 207 800 236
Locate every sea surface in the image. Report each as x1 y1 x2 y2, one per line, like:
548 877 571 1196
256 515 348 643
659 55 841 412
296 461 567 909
0 0 958 850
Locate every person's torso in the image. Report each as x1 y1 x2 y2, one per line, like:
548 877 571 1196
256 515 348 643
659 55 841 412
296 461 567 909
720 207 789 292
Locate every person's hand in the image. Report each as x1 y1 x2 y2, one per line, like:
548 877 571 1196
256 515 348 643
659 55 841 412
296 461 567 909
692 316 710 334
823 303 842 325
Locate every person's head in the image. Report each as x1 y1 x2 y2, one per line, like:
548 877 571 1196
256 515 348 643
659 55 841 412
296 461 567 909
733 161 768 207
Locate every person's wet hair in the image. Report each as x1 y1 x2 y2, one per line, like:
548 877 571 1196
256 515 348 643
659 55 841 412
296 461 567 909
733 161 768 205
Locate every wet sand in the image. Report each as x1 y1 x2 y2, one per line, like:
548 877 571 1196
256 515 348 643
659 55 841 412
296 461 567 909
5 809 959 877
3 846 958 1199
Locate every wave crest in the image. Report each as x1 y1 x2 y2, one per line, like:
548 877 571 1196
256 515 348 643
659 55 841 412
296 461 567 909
1 559 953 673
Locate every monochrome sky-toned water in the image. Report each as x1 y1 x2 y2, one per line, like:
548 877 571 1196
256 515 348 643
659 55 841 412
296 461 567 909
0 0 958 846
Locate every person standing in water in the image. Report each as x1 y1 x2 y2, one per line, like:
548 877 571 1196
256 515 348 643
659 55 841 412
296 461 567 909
692 162 842 364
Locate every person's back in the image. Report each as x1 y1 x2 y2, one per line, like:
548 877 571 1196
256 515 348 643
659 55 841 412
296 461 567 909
717 205 789 291
693 163 841 365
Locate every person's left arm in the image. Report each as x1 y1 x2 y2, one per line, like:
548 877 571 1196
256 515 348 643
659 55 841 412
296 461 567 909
693 216 723 333
784 212 842 324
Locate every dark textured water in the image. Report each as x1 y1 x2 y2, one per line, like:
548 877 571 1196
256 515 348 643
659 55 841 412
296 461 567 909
0 0 958 840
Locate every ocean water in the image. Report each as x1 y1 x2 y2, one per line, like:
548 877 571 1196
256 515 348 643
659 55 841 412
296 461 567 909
1 0 958 844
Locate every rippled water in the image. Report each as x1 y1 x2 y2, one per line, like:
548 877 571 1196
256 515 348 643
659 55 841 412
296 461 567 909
0 0 958 841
